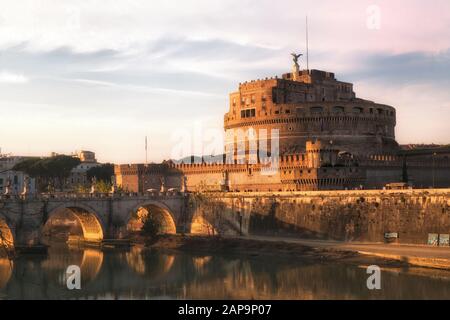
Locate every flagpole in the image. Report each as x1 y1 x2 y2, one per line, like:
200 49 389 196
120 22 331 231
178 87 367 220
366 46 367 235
306 15 309 72
145 136 148 165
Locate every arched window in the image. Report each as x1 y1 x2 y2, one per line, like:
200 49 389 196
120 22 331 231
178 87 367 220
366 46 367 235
352 107 363 114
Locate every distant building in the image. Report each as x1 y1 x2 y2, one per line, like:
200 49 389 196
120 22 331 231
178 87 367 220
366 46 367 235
66 150 100 190
0 155 36 195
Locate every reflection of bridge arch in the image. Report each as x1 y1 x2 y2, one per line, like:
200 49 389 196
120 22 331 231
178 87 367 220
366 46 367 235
126 247 175 277
41 247 104 285
0 215 14 251
129 201 177 234
79 248 104 281
0 258 13 289
45 204 104 242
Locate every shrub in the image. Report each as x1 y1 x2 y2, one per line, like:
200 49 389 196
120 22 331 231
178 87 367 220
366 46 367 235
141 214 161 242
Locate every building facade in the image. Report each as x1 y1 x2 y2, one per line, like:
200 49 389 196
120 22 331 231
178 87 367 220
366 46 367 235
0 155 36 195
66 150 101 190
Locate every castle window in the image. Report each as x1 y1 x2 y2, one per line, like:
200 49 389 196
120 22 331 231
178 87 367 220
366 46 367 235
285 109 290 114
370 108 374 114
333 106 345 113
352 107 363 114
275 110 280 115
241 108 256 118
311 106 323 113
377 108 384 115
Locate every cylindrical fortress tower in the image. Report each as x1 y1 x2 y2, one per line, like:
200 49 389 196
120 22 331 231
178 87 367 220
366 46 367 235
224 68 399 158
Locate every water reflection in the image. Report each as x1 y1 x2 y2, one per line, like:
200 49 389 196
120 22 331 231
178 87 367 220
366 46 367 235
0 258 12 290
1 245 450 300
40 245 104 286
126 247 174 277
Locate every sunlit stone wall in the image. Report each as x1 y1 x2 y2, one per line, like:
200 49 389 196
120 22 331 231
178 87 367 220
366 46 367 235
193 189 450 244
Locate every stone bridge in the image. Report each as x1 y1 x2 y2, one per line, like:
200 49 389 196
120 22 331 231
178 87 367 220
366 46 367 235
0 192 192 248
2 189 450 250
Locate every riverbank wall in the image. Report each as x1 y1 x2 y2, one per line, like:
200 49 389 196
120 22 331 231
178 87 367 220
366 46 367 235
190 189 450 245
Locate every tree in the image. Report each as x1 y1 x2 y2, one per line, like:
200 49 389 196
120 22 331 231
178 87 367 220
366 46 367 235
87 163 114 183
13 155 81 191
141 214 162 243
95 180 111 193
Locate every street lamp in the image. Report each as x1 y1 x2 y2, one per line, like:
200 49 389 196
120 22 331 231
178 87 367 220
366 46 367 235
432 152 437 188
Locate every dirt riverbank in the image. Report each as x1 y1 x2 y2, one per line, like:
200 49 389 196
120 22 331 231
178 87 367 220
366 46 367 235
133 234 413 269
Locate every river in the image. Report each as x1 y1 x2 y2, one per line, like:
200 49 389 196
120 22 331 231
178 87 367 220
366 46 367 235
1 244 450 299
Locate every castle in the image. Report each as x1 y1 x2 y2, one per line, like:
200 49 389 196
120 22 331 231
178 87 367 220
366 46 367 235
115 56 450 192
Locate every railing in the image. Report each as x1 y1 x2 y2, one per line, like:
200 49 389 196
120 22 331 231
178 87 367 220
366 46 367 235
0 190 187 201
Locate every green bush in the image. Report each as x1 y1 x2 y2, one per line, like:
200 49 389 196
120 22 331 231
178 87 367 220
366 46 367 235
141 214 161 241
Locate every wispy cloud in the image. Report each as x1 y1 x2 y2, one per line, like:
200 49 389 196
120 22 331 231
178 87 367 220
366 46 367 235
0 0 449 162
71 77 222 98
0 70 28 83
345 50 450 84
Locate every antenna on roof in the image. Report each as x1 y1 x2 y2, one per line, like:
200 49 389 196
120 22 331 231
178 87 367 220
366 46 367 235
306 15 310 71
145 136 148 165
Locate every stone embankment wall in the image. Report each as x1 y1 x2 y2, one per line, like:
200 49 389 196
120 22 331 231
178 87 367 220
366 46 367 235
194 189 450 244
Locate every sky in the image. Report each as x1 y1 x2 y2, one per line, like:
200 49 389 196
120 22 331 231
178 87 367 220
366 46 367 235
0 0 449 163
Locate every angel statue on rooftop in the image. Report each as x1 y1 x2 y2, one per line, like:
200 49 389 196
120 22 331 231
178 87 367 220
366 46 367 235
291 52 303 69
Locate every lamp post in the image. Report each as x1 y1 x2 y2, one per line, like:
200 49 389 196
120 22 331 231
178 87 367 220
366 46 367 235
432 152 437 188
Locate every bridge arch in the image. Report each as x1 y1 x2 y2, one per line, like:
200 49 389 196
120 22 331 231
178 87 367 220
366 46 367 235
128 201 177 235
44 204 105 243
0 215 15 251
